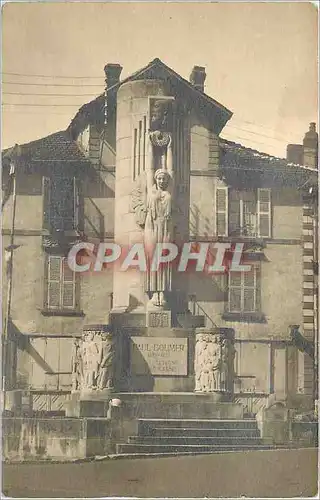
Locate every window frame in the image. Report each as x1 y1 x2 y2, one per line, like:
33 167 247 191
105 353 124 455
227 264 261 314
44 254 80 314
229 189 258 237
215 186 272 238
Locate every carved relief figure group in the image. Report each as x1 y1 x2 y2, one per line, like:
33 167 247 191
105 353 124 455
195 333 233 393
72 329 114 392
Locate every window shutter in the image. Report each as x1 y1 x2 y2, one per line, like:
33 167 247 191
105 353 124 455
42 176 51 230
216 187 228 236
257 188 271 237
48 256 61 308
62 258 75 308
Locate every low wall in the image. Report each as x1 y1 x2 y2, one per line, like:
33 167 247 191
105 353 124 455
2 417 112 462
291 421 318 447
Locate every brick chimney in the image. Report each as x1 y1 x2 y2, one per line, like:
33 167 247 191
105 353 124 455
87 64 122 165
286 143 304 165
303 122 318 168
104 63 123 91
104 63 122 124
189 66 206 92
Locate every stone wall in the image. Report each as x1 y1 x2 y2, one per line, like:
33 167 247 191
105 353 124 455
3 417 112 461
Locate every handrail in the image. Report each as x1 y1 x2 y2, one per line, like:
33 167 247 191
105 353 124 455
188 295 218 329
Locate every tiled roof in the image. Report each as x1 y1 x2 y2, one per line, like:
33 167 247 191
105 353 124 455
2 130 89 164
220 137 318 174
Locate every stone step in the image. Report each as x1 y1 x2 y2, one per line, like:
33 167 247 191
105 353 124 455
108 448 280 460
148 427 260 438
130 404 243 420
128 436 263 445
116 443 272 454
138 419 258 431
117 392 232 404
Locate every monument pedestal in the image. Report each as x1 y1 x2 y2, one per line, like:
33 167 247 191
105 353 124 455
111 308 208 393
110 309 236 399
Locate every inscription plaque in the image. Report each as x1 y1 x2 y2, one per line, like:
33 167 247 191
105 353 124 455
131 337 188 376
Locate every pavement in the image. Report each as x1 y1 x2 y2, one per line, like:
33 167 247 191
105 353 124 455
2 448 318 498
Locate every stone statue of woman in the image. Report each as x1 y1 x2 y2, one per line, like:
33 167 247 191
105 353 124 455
132 128 174 309
131 97 175 308
144 132 173 308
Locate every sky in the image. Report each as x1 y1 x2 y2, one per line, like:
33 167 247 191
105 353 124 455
2 2 318 158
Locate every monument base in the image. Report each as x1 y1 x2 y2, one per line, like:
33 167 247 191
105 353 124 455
65 391 242 419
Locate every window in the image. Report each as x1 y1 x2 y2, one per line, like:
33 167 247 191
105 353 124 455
43 175 79 232
228 265 261 314
229 190 257 236
216 187 271 238
46 255 76 310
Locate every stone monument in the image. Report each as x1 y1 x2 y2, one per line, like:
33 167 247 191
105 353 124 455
107 79 235 397
61 77 243 459
67 78 237 420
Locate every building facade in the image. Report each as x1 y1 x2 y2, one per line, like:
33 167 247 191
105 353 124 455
2 59 318 415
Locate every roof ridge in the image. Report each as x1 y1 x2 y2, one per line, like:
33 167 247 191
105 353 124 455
18 129 71 149
67 58 233 138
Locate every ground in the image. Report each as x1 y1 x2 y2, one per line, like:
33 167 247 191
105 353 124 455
2 448 318 498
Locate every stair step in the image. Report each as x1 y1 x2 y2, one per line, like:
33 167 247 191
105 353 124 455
148 427 260 438
110 449 278 459
138 419 258 431
128 436 262 445
116 443 272 454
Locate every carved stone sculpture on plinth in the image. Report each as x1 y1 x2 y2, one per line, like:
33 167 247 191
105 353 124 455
71 325 115 395
194 328 235 398
131 97 174 312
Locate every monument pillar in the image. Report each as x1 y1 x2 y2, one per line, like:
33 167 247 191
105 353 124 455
110 78 206 392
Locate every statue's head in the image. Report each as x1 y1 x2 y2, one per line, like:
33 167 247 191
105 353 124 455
155 169 170 190
150 99 168 131
86 331 94 341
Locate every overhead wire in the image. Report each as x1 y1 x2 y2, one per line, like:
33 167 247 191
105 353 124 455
2 71 103 79
3 91 99 97
2 81 104 87
2 103 84 107
2 72 309 151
